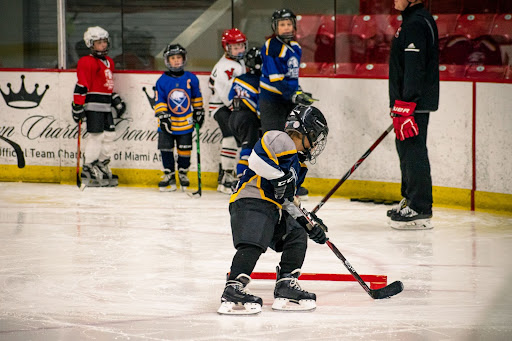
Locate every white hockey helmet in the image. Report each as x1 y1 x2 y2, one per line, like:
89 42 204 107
84 26 110 56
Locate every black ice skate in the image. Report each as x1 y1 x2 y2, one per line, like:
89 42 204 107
81 161 108 187
178 168 190 190
97 158 118 187
389 205 433 230
158 170 176 192
387 198 407 217
272 267 316 311
217 274 262 315
296 186 309 201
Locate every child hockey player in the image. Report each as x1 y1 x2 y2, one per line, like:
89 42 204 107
72 26 126 187
260 8 315 200
154 43 204 191
228 47 262 180
218 105 329 315
209 28 247 194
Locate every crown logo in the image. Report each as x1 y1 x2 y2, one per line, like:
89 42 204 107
0 75 50 109
142 86 156 109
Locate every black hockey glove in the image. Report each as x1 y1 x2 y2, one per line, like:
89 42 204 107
111 92 126 118
291 90 315 106
296 212 328 244
270 171 296 200
193 108 205 128
156 111 173 134
72 102 85 123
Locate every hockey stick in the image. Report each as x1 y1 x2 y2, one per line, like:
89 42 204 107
293 198 403 299
312 123 394 214
76 121 86 191
0 135 25 168
187 123 201 198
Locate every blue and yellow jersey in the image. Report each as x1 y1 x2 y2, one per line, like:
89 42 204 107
154 71 203 135
260 37 301 102
228 73 260 113
230 130 307 208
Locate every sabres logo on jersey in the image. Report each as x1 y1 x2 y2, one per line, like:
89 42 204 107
167 88 190 115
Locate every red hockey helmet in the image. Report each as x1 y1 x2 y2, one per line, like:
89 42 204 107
221 28 247 60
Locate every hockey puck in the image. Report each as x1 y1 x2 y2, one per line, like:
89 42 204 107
350 198 360 202
358 198 372 203
373 200 384 204
383 200 395 205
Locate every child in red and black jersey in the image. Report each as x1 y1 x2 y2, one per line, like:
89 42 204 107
72 26 126 187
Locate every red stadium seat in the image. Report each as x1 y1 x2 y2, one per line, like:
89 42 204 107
355 63 389 78
465 64 506 80
335 14 354 34
335 62 358 75
351 15 379 39
453 14 495 39
439 64 467 80
433 14 459 40
491 13 512 43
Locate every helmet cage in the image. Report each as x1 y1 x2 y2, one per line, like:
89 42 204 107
222 28 247 61
164 44 187 72
285 105 328 164
271 9 297 40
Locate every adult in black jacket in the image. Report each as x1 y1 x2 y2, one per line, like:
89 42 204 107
388 0 439 230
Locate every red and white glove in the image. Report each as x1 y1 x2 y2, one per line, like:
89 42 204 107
391 100 418 141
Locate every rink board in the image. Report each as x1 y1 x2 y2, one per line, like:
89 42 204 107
0 71 511 212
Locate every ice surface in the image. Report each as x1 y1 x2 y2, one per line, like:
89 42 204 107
1 182 511 340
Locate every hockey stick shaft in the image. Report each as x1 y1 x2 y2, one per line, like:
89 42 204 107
0 135 25 168
76 120 82 188
312 123 394 214
192 123 202 196
293 198 403 299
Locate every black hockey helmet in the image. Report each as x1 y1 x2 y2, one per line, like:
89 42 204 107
271 8 297 40
244 47 262 74
164 43 187 72
285 105 328 163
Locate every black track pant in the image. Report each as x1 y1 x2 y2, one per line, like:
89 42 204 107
395 113 433 215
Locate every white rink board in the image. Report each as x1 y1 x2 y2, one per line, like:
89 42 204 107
476 83 512 194
0 70 510 195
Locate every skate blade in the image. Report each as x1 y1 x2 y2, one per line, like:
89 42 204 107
217 184 233 195
159 185 177 192
271 298 316 311
217 302 261 315
81 178 102 187
389 219 433 230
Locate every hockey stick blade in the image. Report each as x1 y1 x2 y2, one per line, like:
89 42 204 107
369 280 404 299
187 190 201 198
0 135 25 168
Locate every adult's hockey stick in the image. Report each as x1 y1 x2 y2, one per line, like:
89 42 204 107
0 135 25 168
312 123 394 214
293 198 403 299
187 123 201 198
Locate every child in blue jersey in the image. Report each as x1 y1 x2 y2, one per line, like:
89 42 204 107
154 43 204 191
217 105 329 315
259 8 316 134
228 47 262 179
